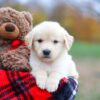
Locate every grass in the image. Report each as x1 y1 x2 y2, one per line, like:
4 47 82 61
74 58 100 100
68 41 100 100
69 41 100 58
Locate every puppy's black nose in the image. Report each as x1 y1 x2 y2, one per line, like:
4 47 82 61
43 49 51 56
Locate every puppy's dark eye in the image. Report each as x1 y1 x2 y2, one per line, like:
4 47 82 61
37 39 43 43
53 40 59 44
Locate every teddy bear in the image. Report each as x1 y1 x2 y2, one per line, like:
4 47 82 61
0 7 33 71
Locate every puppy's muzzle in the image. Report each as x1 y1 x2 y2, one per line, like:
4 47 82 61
43 49 51 57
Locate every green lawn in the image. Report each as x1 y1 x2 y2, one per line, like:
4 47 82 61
73 58 100 100
69 41 100 58
69 41 100 100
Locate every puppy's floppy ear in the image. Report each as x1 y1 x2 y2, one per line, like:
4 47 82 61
64 30 74 51
25 30 34 49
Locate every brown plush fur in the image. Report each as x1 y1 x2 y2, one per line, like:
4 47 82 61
0 7 33 71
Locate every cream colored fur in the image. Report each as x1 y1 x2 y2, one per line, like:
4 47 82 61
25 21 79 92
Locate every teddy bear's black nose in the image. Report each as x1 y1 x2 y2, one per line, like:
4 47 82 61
5 23 15 32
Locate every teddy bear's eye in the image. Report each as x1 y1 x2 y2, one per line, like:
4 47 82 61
37 39 43 43
12 20 16 24
53 40 59 44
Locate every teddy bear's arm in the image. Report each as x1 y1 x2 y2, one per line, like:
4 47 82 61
0 46 32 71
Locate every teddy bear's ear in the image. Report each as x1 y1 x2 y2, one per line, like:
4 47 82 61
22 11 33 26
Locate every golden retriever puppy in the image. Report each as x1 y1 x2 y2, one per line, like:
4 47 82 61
25 21 79 92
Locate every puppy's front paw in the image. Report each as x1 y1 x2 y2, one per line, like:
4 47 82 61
35 71 47 90
46 78 59 92
36 77 46 89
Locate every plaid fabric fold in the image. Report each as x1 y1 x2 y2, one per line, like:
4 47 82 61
0 70 78 100
52 76 78 100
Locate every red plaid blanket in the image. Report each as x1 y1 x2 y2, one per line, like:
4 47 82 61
0 70 52 100
0 70 78 100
